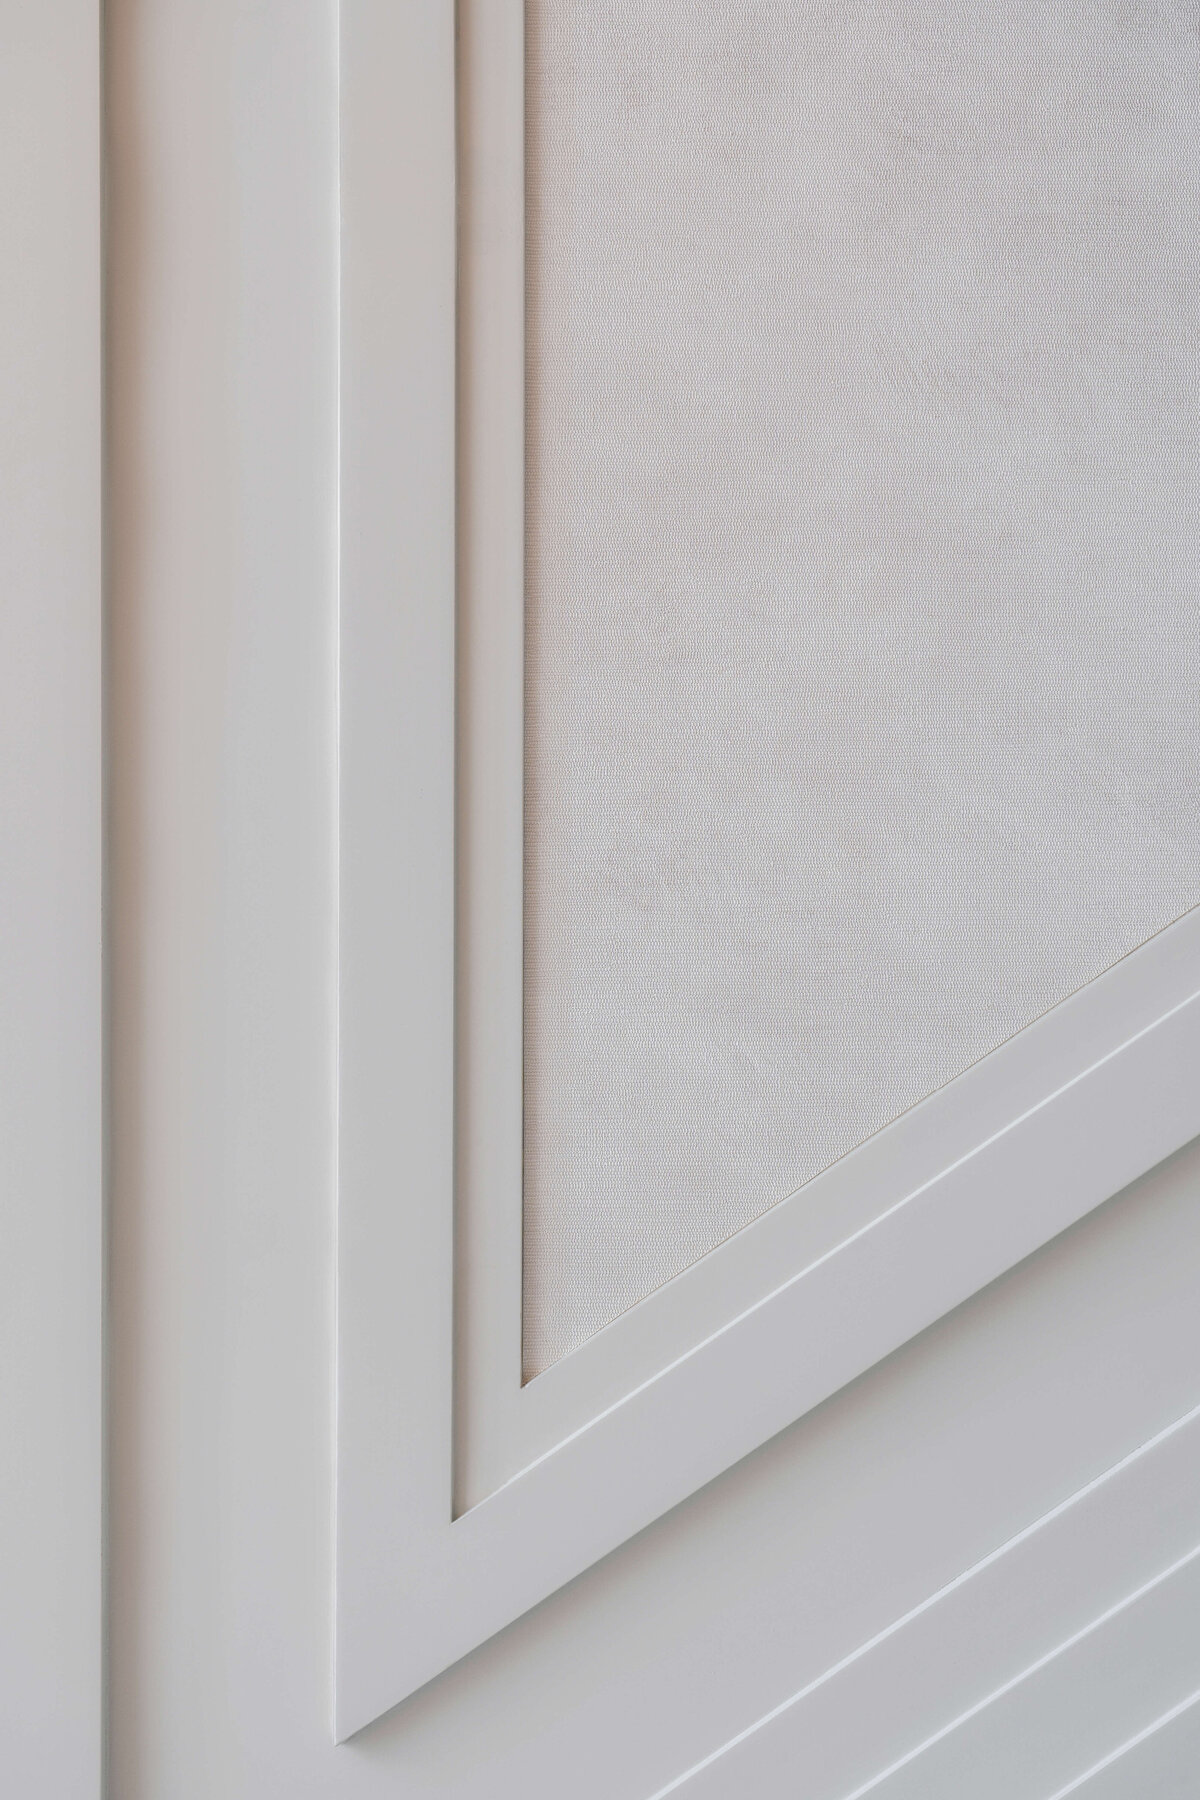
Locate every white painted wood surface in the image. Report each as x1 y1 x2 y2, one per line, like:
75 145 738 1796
93 2 1200 1794
1057 1695 1200 1800
336 0 1200 1731
668 1393 1200 1797
0 5 102 1794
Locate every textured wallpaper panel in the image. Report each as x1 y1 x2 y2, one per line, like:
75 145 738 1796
522 0 1200 1376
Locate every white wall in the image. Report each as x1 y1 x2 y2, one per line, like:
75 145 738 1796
105 6 1200 1796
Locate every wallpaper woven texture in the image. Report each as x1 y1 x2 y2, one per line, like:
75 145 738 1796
522 0 1200 1377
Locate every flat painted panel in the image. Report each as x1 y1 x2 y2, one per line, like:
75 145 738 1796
670 1399 1200 1798
1060 1692 1200 1799
106 0 338 1784
522 0 1200 1372
0 3 102 1792
865 1549 1200 1800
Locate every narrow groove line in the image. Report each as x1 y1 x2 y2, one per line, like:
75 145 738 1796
645 1398 1200 1798
1039 1685 1200 1800
833 1542 1200 1799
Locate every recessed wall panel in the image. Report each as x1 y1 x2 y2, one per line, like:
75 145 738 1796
522 0 1200 1374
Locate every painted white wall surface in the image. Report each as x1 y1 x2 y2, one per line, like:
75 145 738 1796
0 5 102 1794
97 4 1200 1796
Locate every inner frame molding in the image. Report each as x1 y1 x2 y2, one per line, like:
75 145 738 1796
336 0 1200 1737
454 0 1200 1509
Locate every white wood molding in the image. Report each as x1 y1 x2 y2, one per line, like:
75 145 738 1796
454 0 527 1518
489 903 1200 1494
335 0 1200 1738
0 3 103 1789
336 0 457 1739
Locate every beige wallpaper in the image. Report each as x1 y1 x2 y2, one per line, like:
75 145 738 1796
522 0 1200 1376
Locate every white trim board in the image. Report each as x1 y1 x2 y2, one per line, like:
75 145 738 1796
0 2 103 1789
334 0 1200 1738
